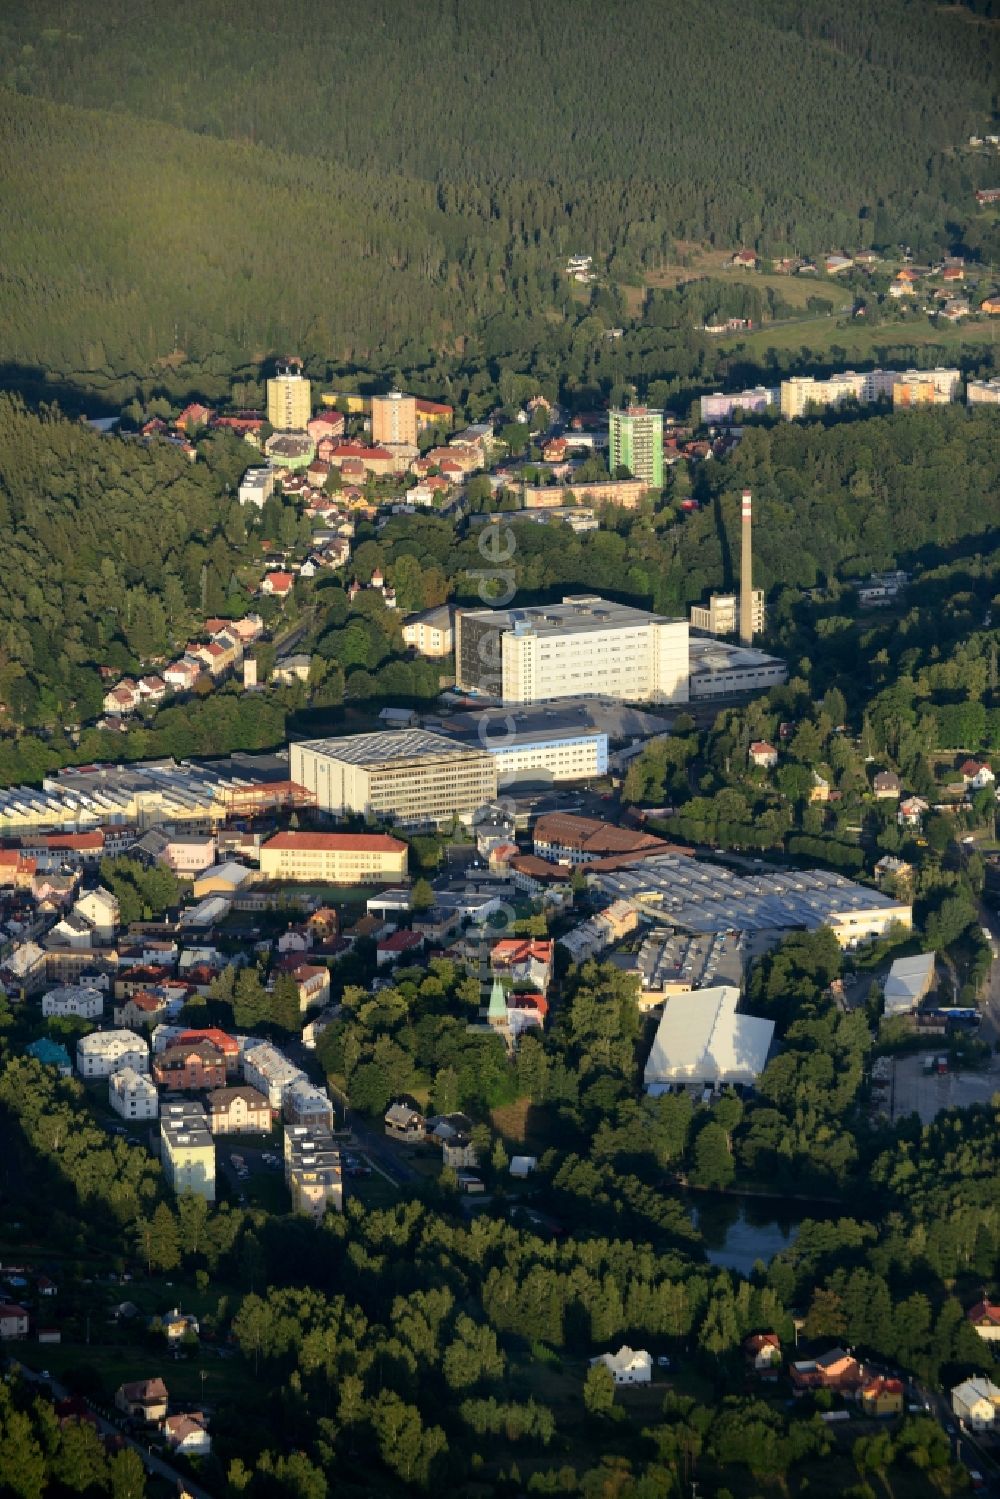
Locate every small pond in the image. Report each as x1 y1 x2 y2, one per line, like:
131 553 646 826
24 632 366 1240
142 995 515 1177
690 1196 829 1275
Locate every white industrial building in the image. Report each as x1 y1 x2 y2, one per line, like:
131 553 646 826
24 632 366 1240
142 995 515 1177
591 854 911 948
882 951 936 1017
455 595 689 705
688 639 787 699
109 1066 160 1120
643 985 774 1092
77 1029 150 1079
290 730 497 826
41 984 104 1020
438 705 609 787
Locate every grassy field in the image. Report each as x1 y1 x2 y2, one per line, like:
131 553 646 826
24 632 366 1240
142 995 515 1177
716 310 1000 358
11 1337 258 1410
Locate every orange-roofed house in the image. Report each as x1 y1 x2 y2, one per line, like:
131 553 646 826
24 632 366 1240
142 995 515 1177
44 831 105 867
490 938 554 992
749 741 778 769
489 842 519 872
114 990 171 1031
307 907 339 940
790 1348 863 1395
0 851 37 889
414 398 454 432
260 571 294 599
259 831 407 884
178 1028 240 1075
175 402 212 431
507 991 548 1036
325 442 396 478
153 1042 228 1091
860 1375 905 1417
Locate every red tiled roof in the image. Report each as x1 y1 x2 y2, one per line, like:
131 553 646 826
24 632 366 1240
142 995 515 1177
968 1299 1000 1327
328 442 394 461
125 991 166 1012
0 851 36 872
264 832 406 853
45 832 104 851
861 1375 904 1397
378 930 424 951
509 992 548 1015
491 939 553 965
178 1027 238 1054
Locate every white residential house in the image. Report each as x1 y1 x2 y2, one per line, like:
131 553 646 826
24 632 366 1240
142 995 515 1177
48 911 96 949
109 1066 159 1121
0 1304 29 1339
163 1412 212 1457
748 741 778 769
74 887 120 940
41 984 104 1020
898 796 929 828
952 1375 1000 1431
102 680 141 715
77 1029 150 1079
961 760 996 792
163 659 201 692
590 1346 652 1386
137 675 168 703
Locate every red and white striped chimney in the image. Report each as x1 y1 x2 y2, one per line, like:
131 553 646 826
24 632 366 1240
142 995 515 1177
739 488 754 645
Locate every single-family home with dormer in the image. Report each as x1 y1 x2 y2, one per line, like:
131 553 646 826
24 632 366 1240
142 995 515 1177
115 1378 168 1423
960 760 996 792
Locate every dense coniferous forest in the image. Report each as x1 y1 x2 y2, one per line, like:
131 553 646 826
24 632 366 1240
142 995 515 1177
0 1 996 392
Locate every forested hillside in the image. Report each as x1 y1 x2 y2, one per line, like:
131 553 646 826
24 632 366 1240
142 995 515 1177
0 0 996 393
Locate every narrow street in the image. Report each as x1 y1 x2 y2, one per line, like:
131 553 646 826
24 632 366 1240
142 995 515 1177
15 1367 216 1498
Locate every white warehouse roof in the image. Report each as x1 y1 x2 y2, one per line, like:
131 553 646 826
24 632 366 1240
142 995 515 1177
883 951 935 1016
643 984 774 1091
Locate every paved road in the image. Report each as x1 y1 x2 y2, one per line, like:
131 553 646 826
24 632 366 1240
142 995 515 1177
977 900 1000 1048
15 1367 216 1499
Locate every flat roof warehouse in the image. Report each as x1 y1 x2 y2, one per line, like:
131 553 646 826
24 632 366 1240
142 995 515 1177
590 854 910 943
290 729 483 767
458 595 684 638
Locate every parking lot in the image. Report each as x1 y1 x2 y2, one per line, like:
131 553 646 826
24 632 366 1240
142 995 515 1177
891 1055 1000 1124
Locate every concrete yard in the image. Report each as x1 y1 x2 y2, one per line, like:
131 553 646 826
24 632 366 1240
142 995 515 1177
890 1054 1000 1124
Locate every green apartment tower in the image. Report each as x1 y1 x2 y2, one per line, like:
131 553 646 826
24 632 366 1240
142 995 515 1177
608 406 664 488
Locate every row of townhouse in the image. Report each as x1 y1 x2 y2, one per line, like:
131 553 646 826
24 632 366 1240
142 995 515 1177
101 615 264 718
